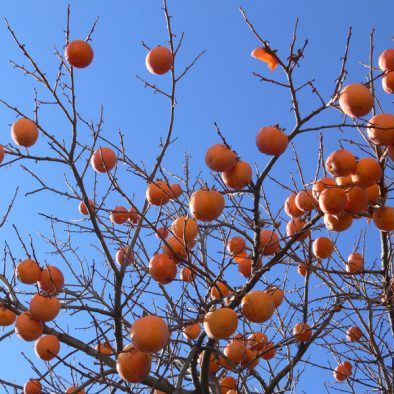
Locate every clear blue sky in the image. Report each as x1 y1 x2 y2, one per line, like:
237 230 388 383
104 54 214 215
0 1 393 393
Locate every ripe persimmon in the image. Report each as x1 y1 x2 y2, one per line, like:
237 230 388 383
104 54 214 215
319 187 346 215
205 144 237 172
259 230 280 255
156 227 169 240
182 323 201 340
116 343 152 383
292 322 312 342
131 315 169 353
382 71 394 93
227 236 246 256
169 183 182 199
338 84 373 118
110 206 129 224
345 186 369 215
34 334 60 361
263 287 284 308
247 332 268 351
171 215 198 242
23 379 42 394
210 281 229 299
223 340 246 367
65 386 86 394
0 306 16 326
325 149 356 177
203 308 238 340
221 160 252 189
37 266 64 295
149 254 177 284
333 363 351 381
378 48 394 71
189 188 225 221
260 342 276 360
351 157 382 187
312 237 334 259
256 126 288 156
146 46 173 75
11 118 39 147
295 189 318 212
16 259 41 284
29 294 61 322
115 246 134 266
241 291 275 323
346 252 364 273
346 326 362 342
324 212 353 232
96 341 113 356
219 376 237 394
373 206 394 232
367 113 394 146
284 194 304 218
146 180 171 206
79 199 95 215
65 40 94 68
286 218 310 241
312 177 336 199
90 147 117 173
15 311 43 341
179 267 195 282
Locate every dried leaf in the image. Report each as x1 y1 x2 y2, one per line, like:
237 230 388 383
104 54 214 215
251 47 278 71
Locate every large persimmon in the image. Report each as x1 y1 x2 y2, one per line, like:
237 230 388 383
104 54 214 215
149 254 177 284
259 230 280 255
324 212 353 232
0 307 16 326
23 379 42 394
146 180 172 206
319 187 346 215
241 291 275 323
171 215 198 242
146 46 173 75
90 147 117 173
378 48 394 71
312 237 334 259
221 160 252 189
205 144 237 172
37 266 64 295
203 308 238 340
116 343 152 383
338 84 373 118
65 40 94 68
256 126 288 156
162 236 194 260
189 188 225 221
373 206 394 232
367 113 394 146
325 149 356 177
11 118 39 148
16 259 41 284
345 186 369 215
284 194 304 218
351 157 382 187
223 340 246 366
34 334 60 361
182 323 201 341
29 294 61 322
130 315 169 353
15 311 43 341
295 189 318 212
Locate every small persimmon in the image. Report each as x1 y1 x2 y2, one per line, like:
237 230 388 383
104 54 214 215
146 46 173 75
11 118 39 148
34 334 60 361
79 199 95 215
90 147 117 173
292 322 312 342
312 237 334 259
110 206 130 224
346 326 362 342
65 40 94 68
149 254 177 284
284 194 304 218
182 323 201 340
373 205 394 232
0 307 16 326
16 259 41 284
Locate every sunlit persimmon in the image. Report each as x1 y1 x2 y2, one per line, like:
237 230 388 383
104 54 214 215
259 230 280 255
37 266 64 295
227 236 246 256
162 236 193 260
325 149 357 177
34 334 60 361
116 343 152 383
169 183 182 199
247 332 268 351
30 294 61 322
263 287 284 308
351 157 382 187
198 350 221 374
345 186 369 215
24 379 42 394
241 291 275 323
223 340 246 366
260 342 276 360
219 376 237 394
295 189 318 212
65 386 86 394
11 118 39 147
171 215 198 241
65 40 94 68
346 326 362 342
79 199 95 215
90 147 117 173
382 71 394 93
324 212 353 232
16 259 41 284
189 188 225 221
312 237 334 259
292 322 312 342
146 180 171 206
312 177 336 199
251 47 278 70
221 160 252 189
149 254 177 284
179 267 195 282
15 311 43 341
373 206 394 232
297 263 310 277
182 323 201 340
286 218 310 241
378 48 394 71
96 341 113 356
0 306 16 326
284 194 304 218
256 126 288 156
346 252 364 273
367 113 394 146
203 308 238 340
131 315 169 353
156 227 169 240
210 281 229 299
319 187 346 214
338 83 373 118
205 144 237 172
115 246 134 266
237 255 262 278
109 206 129 224
146 46 173 75
333 363 351 381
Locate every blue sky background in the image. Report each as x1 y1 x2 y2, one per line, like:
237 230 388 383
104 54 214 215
0 1 393 393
